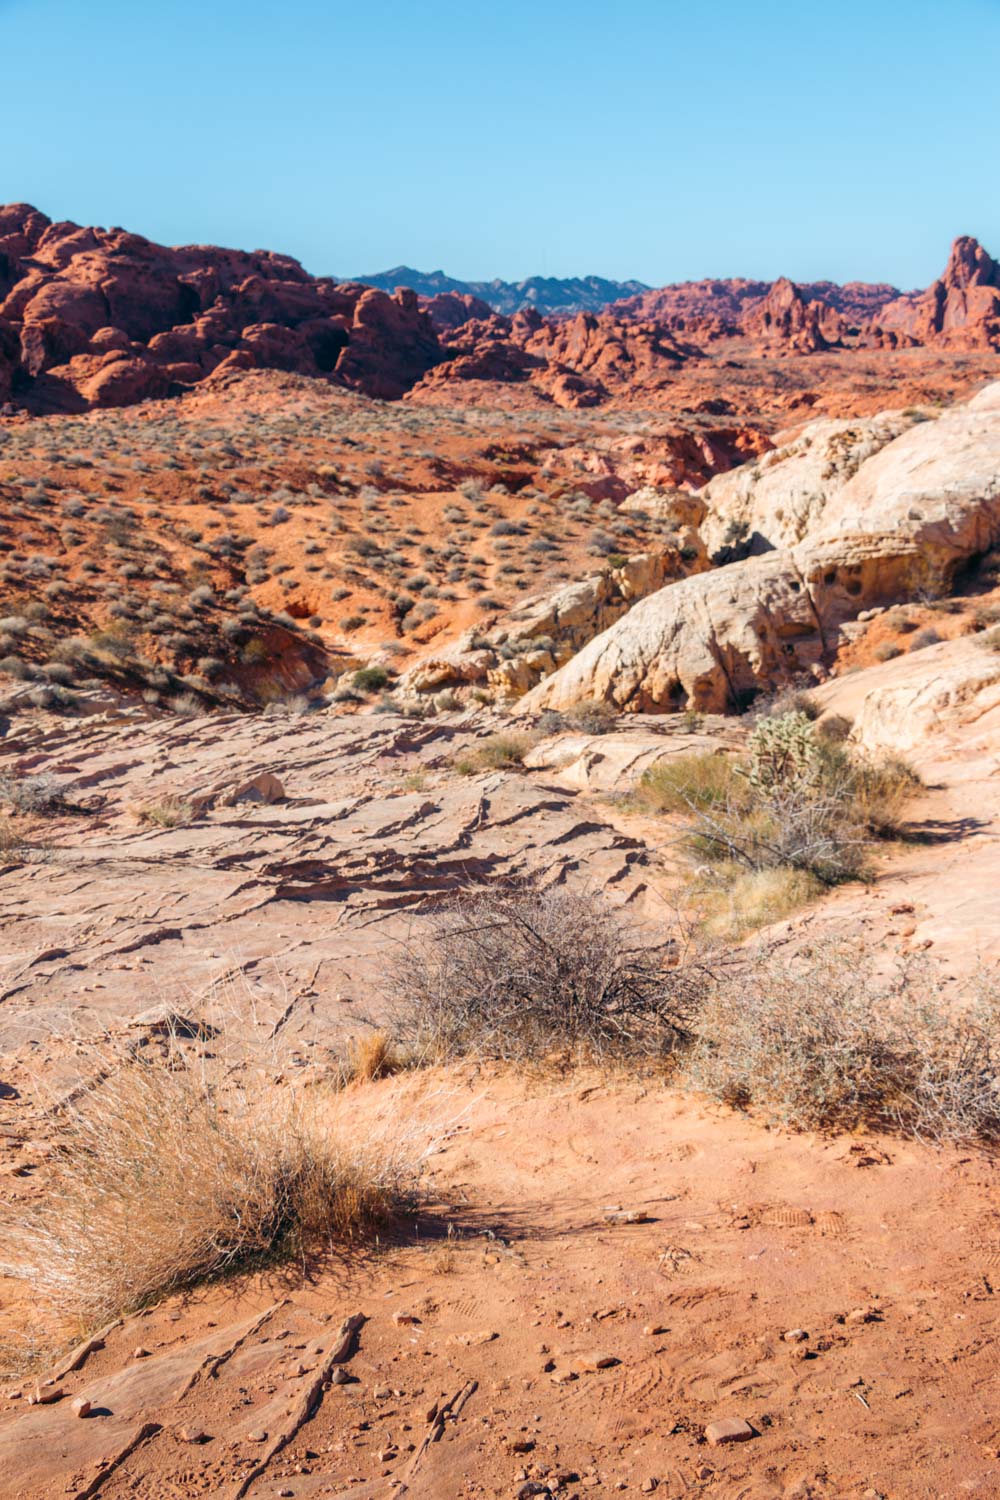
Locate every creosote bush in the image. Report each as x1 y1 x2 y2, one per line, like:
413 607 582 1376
382 885 708 1063
688 946 1000 1142
353 665 390 693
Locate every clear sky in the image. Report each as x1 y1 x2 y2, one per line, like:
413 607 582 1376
4 0 999 290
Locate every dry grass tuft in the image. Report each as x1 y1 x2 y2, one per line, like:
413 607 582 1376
692 865 823 940
634 752 741 815
382 884 708 1064
689 945 1000 1142
453 732 537 775
136 795 196 828
346 1029 401 1083
0 1034 418 1326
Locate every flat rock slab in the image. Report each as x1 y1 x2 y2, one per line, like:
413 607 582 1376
705 1417 755 1446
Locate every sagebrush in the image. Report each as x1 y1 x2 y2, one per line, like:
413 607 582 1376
689 946 1000 1142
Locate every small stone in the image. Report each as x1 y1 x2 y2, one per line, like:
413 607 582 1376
602 1208 650 1225
178 1427 209 1444
392 1312 421 1327
571 1353 619 1374
132 1347 151 1360
643 1325 668 1337
783 1329 809 1342
378 1447 398 1462
641 1482 659 1494
517 1484 551 1500
248 1430 268 1442
329 1367 351 1386
550 1369 578 1385
512 1439 536 1453
373 1384 392 1400
28 1386 64 1406
705 1418 754 1446
71 1397 92 1418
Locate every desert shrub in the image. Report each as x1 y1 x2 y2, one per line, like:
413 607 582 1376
873 641 903 662
562 699 618 735
909 626 942 651
845 752 922 838
0 772 65 815
353 665 390 693
971 603 1000 631
0 1040 415 1323
382 885 706 1063
453 731 537 774
688 946 1000 1142
0 814 42 863
753 688 819 722
977 625 1000 653
816 712 853 743
639 713 918 895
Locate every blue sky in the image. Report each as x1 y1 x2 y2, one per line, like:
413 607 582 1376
4 0 999 289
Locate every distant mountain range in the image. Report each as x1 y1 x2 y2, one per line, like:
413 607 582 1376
352 267 651 317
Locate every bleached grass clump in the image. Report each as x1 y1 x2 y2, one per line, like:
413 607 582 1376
0 1032 421 1326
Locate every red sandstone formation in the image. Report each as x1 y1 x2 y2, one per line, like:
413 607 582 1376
1 205 998 416
867 235 1000 349
0 203 441 412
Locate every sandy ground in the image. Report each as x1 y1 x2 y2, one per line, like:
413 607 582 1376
2 1067 1000 1499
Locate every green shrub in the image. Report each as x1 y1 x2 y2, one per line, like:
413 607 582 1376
352 665 390 693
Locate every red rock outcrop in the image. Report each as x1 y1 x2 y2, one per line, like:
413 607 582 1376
415 306 695 408
0 203 444 411
609 275 896 342
2 206 999 417
867 236 1000 350
743 277 846 352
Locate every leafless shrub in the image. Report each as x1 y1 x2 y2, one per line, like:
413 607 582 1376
0 772 65 815
0 813 48 863
382 885 707 1063
688 945 1000 1143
